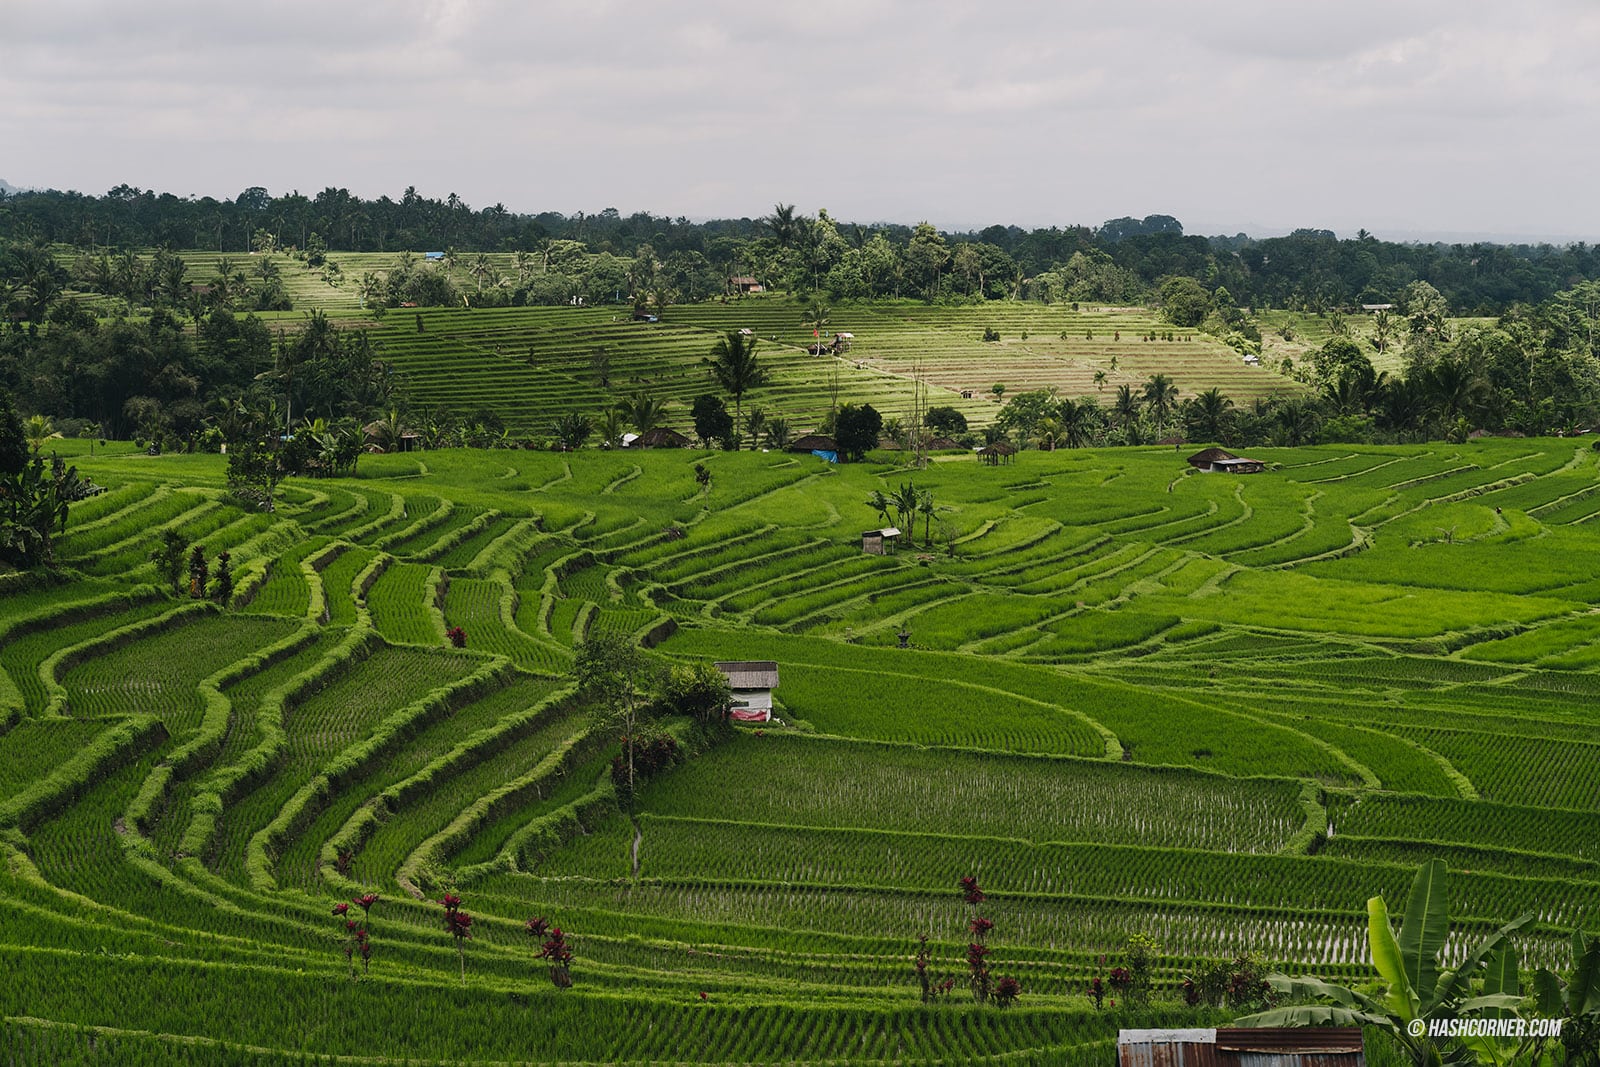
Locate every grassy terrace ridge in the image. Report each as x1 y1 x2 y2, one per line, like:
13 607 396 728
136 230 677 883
48 245 1310 432
2 436 1599 1063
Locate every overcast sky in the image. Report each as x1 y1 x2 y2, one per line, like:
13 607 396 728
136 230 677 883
5 1 1600 241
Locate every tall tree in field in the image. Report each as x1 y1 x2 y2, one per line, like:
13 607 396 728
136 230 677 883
802 300 831 345
1188 387 1233 443
618 392 666 437
572 631 654 801
1142 374 1179 435
1113 385 1141 431
763 203 800 249
705 330 766 450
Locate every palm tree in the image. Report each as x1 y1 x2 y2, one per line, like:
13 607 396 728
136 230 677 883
705 330 766 449
916 488 939 547
598 408 625 449
469 253 493 292
802 300 831 348
618 392 666 437
765 417 792 451
1142 374 1179 435
1424 358 1490 426
1092 368 1107 392
1189 387 1233 443
1114 384 1141 429
514 250 533 287
744 407 767 450
1058 398 1096 448
1275 397 1321 446
24 414 57 454
890 482 920 534
763 203 799 249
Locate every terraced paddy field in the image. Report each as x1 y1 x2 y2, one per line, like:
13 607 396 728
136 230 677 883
2 436 1599 1063
59 250 1304 432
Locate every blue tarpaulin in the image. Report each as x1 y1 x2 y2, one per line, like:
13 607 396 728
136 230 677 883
811 450 838 463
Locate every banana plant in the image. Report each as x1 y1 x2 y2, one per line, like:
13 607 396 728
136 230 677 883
1532 930 1600 1066
1236 859 1531 1067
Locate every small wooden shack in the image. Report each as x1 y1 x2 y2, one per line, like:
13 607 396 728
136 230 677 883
1117 1028 1365 1067
1187 447 1265 474
713 661 779 722
728 276 763 294
862 527 901 555
635 426 692 449
978 441 1016 466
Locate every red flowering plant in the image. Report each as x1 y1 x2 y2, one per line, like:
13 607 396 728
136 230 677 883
446 626 466 648
529 917 574 989
913 934 955 1004
354 892 379 933
957 875 1019 1009
442 893 472 982
331 901 361 978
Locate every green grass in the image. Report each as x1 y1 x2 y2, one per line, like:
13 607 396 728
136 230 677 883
5 438 1600 1063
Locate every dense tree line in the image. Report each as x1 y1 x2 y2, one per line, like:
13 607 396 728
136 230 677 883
983 278 1600 449
6 186 1600 312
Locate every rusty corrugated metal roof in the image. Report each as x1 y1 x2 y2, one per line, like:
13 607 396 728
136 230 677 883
1118 1028 1364 1067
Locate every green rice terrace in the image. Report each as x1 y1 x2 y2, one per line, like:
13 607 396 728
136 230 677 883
3 436 1600 1063
56 247 1305 433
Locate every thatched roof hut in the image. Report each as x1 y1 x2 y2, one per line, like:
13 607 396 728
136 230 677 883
788 434 837 453
636 426 691 449
977 441 1016 465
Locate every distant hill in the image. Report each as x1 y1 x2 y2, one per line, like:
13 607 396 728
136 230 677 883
0 178 17 196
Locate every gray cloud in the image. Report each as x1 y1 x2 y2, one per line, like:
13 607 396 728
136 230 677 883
4 0 1599 239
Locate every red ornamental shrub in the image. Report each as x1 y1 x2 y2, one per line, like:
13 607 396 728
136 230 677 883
1109 966 1133 992
331 901 349 916
969 916 994 937
959 875 985 906
446 626 466 648
534 922 575 989
1089 975 1106 1010
994 975 1021 1008
442 894 471 982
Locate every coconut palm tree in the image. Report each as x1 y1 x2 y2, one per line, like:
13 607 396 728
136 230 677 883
705 330 766 449
802 300 831 347
23 414 58 454
1058 397 1097 448
1189 387 1233 443
1275 397 1320 446
765 417 792 451
1114 384 1141 429
617 392 666 437
744 407 767 450
1142 373 1179 435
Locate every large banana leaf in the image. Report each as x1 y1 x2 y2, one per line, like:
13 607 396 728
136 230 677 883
1574 932 1600 1016
1399 857 1451 1002
1427 913 1535 1015
1479 944 1519 1021
1371 894 1418 1024
1233 1003 1390 1029
1263 973 1382 1012
1533 968 1565 1018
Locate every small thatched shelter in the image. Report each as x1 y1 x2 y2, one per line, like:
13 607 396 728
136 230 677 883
636 426 691 449
977 441 1016 466
788 434 837 453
